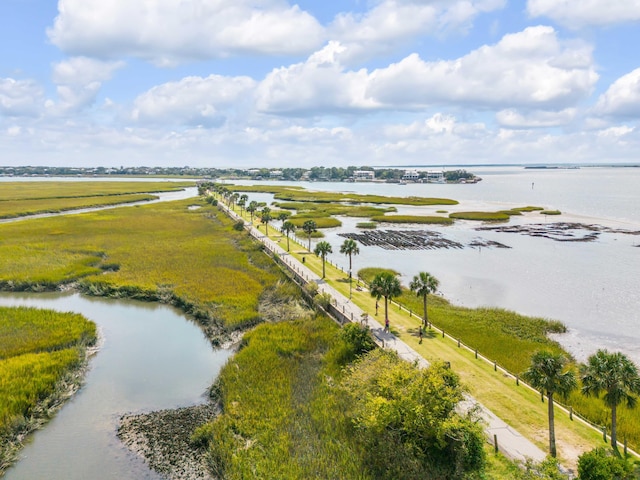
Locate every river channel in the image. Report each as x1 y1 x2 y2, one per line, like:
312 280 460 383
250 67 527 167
0 292 231 480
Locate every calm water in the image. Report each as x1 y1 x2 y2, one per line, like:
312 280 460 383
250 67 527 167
231 166 640 364
0 292 231 480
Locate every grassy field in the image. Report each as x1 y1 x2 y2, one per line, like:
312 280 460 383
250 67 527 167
0 306 97 473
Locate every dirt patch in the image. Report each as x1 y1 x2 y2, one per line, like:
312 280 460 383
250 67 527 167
118 403 219 480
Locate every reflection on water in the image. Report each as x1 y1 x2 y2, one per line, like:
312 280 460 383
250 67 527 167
0 292 230 480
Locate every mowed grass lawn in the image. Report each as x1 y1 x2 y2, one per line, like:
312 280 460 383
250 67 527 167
0 199 280 331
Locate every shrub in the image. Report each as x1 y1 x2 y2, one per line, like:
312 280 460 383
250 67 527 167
233 220 245 231
314 292 332 309
577 447 636 480
304 281 319 297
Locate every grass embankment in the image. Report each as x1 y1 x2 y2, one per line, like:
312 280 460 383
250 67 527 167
0 198 282 334
0 306 97 473
0 181 194 219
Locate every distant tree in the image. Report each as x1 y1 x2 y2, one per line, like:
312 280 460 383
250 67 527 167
339 239 360 278
281 221 296 252
581 350 640 450
277 212 289 226
314 241 333 278
522 351 577 457
370 272 401 327
409 272 439 327
246 201 258 223
260 207 272 235
302 220 317 252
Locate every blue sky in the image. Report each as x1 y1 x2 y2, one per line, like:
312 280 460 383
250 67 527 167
1 0 640 168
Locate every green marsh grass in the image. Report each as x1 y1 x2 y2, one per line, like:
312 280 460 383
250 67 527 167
356 222 377 229
0 306 97 473
288 216 342 228
0 306 96 359
0 194 156 219
369 214 454 225
449 211 511 221
0 181 193 202
0 198 282 331
224 184 458 206
541 210 562 215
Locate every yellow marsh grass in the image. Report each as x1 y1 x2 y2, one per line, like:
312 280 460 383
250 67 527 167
0 199 278 329
0 349 81 427
0 194 156 219
0 306 96 359
0 181 193 202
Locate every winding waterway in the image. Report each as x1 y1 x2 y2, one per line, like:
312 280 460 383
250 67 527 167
0 292 231 480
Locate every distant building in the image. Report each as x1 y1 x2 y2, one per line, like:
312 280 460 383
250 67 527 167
425 171 445 183
247 169 260 176
270 170 283 178
402 170 420 182
353 170 375 181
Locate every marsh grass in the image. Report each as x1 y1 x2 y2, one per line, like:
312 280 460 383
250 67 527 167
0 194 159 219
288 216 342 228
225 184 458 206
0 181 193 201
0 198 282 332
370 214 454 225
356 222 377 229
0 306 97 473
449 211 511 221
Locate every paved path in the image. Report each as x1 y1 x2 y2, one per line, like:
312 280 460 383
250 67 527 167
221 202 547 464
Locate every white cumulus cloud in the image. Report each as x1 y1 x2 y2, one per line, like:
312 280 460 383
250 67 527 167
527 0 640 28
51 57 124 114
256 42 377 115
330 0 505 64
0 78 45 117
48 0 324 65
367 26 598 110
496 108 578 128
132 74 256 126
595 68 640 118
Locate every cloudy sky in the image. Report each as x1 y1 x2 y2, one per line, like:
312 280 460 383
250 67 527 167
1 0 639 168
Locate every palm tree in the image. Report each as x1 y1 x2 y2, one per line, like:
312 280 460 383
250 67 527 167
260 207 272 235
369 272 402 328
302 220 317 252
238 194 249 215
522 351 577 457
314 241 333 278
581 349 640 450
340 239 360 277
409 272 439 327
229 192 239 210
277 212 289 227
246 201 258 224
282 221 296 251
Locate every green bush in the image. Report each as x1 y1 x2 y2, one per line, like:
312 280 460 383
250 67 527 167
577 448 636 480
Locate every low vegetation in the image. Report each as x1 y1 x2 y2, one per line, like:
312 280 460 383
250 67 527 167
370 214 454 225
195 317 487 480
356 222 377 229
449 211 511 221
